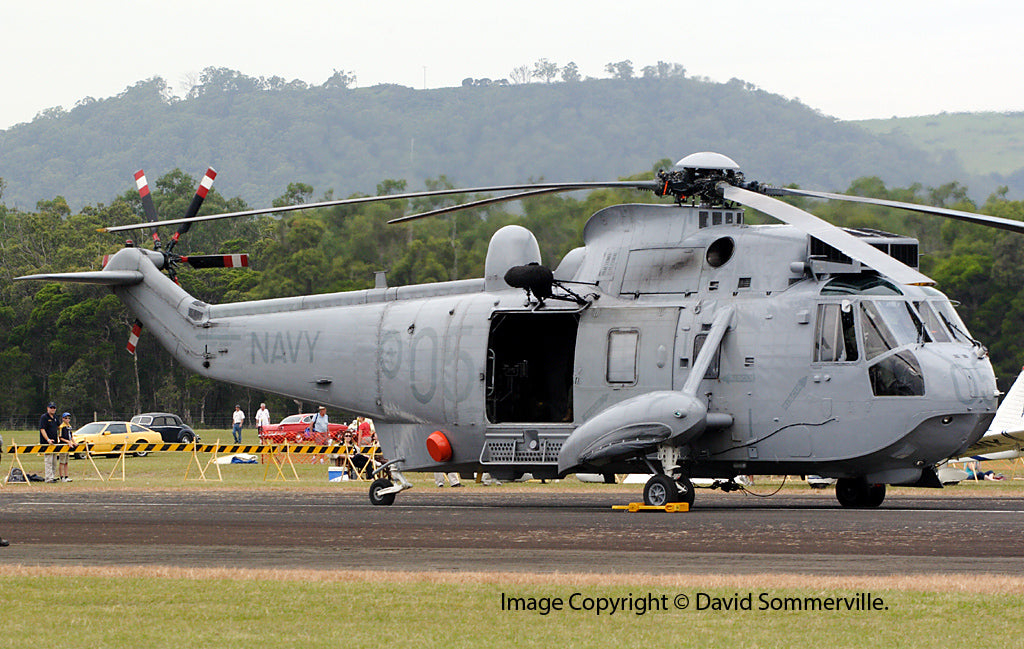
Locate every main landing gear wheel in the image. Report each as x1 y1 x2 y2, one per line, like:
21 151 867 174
369 478 396 506
643 475 695 507
835 478 886 508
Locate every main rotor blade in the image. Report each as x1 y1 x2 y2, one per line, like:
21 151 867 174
167 167 218 253
100 181 655 233
721 184 934 286
387 187 578 224
773 187 1024 235
181 254 249 269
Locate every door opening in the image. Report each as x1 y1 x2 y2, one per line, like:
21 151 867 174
486 312 579 423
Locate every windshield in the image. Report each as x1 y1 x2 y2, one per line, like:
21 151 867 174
930 299 973 344
912 301 950 343
281 415 303 424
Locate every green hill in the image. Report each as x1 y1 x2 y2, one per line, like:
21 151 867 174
854 112 1024 178
0 69 983 211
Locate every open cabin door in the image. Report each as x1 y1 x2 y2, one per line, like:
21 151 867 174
486 311 581 424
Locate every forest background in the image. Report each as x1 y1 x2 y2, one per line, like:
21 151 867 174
2 61 1023 428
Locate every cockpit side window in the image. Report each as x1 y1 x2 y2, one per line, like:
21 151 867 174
814 303 859 363
860 301 898 360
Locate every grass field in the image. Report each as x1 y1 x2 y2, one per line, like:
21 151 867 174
1 567 1022 648
3 428 1024 646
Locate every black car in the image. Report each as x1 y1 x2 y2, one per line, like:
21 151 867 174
129 412 198 443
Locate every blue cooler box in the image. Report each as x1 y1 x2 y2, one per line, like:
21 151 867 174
328 467 345 482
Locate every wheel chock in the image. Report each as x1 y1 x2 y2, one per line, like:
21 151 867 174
612 502 690 513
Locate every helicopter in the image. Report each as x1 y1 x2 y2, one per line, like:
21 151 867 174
18 151 1024 509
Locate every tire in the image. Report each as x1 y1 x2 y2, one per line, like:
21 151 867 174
675 476 696 506
179 433 195 444
865 483 886 507
643 474 680 507
369 478 396 506
134 451 149 457
835 477 865 507
835 478 885 508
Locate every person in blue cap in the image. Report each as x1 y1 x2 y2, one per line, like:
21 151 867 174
57 412 75 482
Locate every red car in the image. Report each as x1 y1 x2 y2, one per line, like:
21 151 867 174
258 413 347 444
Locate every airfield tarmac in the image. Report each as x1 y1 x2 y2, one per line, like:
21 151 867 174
0 489 1021 575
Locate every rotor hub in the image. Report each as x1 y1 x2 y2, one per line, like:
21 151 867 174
656 152 745 205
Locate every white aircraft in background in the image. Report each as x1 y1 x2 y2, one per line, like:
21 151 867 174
958 367 1024 461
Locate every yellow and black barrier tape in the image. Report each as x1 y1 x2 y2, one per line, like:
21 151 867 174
4 443 381 456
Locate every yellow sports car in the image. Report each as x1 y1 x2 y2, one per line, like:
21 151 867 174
71 421 162 457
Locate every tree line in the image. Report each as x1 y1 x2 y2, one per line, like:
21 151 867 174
1 167 1022 428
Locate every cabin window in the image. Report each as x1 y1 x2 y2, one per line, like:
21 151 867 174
607 329 639 384
692 333 721 379
814 303 858 363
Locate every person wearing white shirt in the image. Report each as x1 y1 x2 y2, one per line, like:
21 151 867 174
255 403 271 440
231 405 245 443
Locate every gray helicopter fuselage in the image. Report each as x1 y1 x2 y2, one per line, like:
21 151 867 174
104 202 997 484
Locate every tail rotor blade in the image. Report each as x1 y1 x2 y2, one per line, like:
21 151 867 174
167 167 217 253
126 319 143 355
133 170 161 248
181 253 249 269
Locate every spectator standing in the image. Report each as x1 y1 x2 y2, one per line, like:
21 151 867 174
356 416 376 447
309 405 329 441
255 403 271 439
38 402 60 483
57 412 75 482
231 405 245 444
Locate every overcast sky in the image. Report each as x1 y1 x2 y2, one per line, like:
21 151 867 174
3 0 1021 130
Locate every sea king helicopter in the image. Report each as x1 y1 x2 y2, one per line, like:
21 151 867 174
18 152 1024 508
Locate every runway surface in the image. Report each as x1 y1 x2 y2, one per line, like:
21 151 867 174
2 489 1022 575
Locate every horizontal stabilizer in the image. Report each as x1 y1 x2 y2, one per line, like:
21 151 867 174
15 270 144 286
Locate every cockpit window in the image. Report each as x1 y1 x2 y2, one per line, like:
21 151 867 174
860 300 928 359
869 351 925 396
860 302 898 360
930 300 973 344
912 301 950 343
814 303 859 362
821 276 903 296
